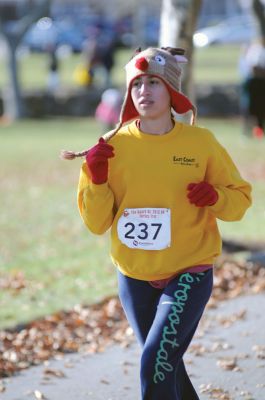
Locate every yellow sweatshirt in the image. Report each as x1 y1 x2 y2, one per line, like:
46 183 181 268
77 121 252 280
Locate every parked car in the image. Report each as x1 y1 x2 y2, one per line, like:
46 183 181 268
22 17 58 52
193 15 259 48
22 17 91 53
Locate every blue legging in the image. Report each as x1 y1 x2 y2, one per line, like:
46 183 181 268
117 269 213 400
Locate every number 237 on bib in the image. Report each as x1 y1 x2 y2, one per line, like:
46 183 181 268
117 208 171 250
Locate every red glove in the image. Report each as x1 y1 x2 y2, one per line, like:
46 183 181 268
86 138 114 184
187 182 218 207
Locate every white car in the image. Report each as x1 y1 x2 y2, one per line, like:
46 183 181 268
193 15 259 48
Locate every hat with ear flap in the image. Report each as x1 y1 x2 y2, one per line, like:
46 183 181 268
60 46 196 160
120 46 196 126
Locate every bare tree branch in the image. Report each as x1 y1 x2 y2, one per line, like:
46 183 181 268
0 0 51 47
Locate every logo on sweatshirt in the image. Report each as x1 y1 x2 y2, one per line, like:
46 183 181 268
173 156 199 167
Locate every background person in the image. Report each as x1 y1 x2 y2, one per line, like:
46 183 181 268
95 87 122 132
238 39 265 138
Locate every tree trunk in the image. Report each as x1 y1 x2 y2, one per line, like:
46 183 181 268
159 0 202 102
252 0 265 40
4 41 24 119
0 0 51 120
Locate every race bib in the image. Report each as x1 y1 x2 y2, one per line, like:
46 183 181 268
117 208 171 250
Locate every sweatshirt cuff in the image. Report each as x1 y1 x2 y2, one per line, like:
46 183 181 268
208 188 226 214
90 182 110 195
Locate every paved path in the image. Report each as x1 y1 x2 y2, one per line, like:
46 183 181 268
1 293 265 400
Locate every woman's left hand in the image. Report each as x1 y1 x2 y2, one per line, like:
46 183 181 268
187 182 218 207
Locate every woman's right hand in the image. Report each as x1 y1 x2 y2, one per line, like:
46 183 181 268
86 138 114 184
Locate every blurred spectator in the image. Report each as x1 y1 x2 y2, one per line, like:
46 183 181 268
73 62 92 87
47 45 60 93
95 88 122 132
239 39 265 138
82 25 117 88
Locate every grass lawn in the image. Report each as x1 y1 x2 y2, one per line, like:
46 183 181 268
0 44 242 90
0 116 264 329
0 118 115 329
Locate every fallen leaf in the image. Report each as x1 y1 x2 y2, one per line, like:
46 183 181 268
199 383 232 399
216 310 246 328
43 368 66 378
34 390 46 399
217 357 241 371
0 383 6 392
252 345 265 359
188 343 208 356
211 341 232 352
0 271 27 291
100 379 110 385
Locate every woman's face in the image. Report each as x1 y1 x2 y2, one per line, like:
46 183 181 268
130 75 171 119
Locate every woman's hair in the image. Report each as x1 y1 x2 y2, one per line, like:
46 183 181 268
60 128 117 160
